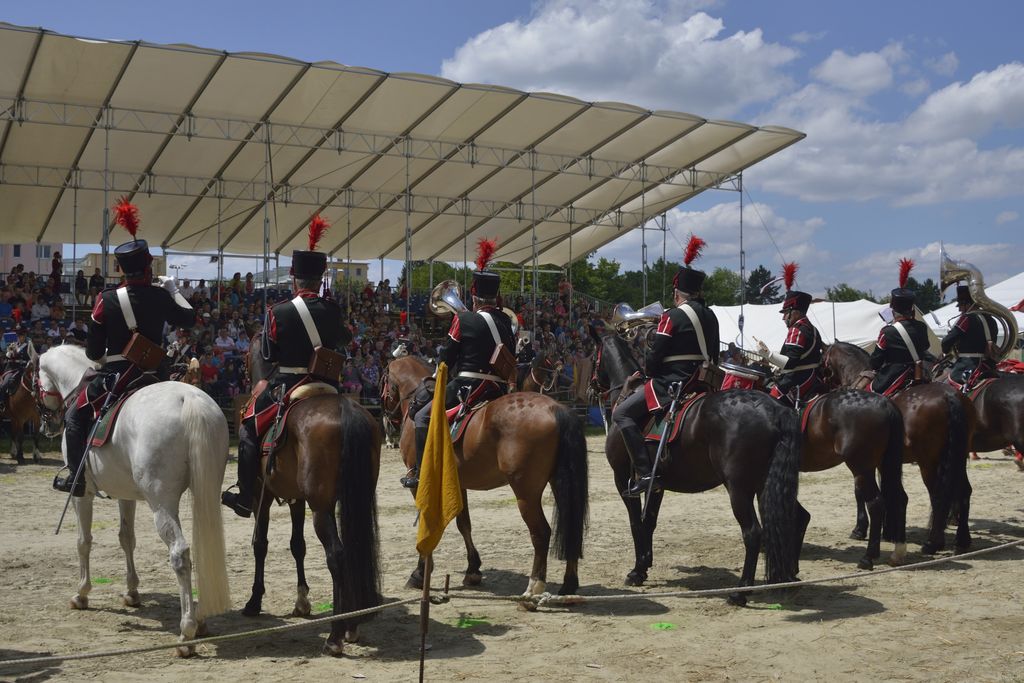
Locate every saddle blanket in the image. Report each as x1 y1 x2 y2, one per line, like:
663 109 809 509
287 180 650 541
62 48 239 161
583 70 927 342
259 382 339 455
643 392 705 446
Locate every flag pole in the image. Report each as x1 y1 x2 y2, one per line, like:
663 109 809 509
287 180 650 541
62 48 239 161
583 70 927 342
418 553 433 682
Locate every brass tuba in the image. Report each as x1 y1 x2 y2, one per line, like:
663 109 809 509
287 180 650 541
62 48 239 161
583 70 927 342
939 245 1019 360
429 279 467 316
429 279 520 335
610 301 665 339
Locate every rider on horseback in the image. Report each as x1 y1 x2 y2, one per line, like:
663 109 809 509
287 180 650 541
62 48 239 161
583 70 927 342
222 215 349 518
613 235 719 499
756 263 822 406
941 285 1000 388
401 239 515 489
53 199 196 496
869 259 934 396
1 327 31 402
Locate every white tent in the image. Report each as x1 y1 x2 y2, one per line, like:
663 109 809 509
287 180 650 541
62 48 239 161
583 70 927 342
712 300 942 358
927 272 1024 338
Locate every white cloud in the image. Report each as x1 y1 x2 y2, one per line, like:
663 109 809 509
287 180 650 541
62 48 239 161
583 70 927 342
926 51 959 76
843 241 1019 293
900 78 930 97
904 63 1024 142
996 210 1019 224
790 30 826 45
811 49 894 95
441 1 797 117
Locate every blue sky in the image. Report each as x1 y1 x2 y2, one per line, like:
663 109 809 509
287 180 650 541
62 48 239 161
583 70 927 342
7 0 1023 298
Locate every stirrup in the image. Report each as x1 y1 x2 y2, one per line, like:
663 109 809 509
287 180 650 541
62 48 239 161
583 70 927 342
621 475 659 499
52 468 86 497
220 486 252 518
399 468 419 489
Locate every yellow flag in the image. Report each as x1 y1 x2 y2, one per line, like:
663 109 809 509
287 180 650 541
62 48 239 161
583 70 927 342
415 362 463 556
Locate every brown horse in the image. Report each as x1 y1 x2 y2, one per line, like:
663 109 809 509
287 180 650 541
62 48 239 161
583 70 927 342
823 342 976 555
385 355 589 599
519 350 561 394
593 334 803 605
933 367 1024 459
380 355 433 448
1 365 42 463
247 346 382 656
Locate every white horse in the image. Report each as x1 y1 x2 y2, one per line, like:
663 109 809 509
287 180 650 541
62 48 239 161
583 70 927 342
31 344 231 656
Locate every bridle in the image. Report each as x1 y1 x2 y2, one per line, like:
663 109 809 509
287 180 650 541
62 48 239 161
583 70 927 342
530 354 560 393
31 359 68 427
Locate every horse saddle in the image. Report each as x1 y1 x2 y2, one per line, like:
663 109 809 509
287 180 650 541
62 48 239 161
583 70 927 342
799 394 827 434
447 401 489 445
259 381 339 457
946 376 998 401
89 386 147 447
643 391 704 446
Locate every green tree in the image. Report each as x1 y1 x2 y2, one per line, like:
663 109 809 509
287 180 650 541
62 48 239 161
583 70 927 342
826 283 877 302
703 267 742 306
905 276 941 312
745 265 782 304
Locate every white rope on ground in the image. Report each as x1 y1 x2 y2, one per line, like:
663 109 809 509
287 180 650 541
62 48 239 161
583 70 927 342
2 537 1021 669
447 536 1024 607
0 596 420 669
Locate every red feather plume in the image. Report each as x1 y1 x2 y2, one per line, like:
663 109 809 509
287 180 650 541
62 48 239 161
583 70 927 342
898 258 914 288
683 234 706 266
476 238 497 271
782 262 798 291
307 214 329 251
113 197 140 238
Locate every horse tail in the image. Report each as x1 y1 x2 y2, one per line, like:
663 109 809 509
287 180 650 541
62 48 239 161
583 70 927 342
551 406 589 562
933 391 969 527
879 399 906 542
334 397 382 623
761 405 801 584
183 390 231 620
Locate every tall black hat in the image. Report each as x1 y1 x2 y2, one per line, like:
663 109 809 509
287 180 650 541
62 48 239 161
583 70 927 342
955 284 973 306
889 258 916 314
673 235 707 295
112 198 153 277
291 215 329 280
779 262 812 313
471 238 500 299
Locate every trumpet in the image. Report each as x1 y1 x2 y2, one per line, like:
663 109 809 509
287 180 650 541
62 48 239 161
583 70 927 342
610 302 665 339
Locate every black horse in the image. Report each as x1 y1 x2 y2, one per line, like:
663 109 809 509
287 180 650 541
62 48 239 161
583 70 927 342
593 333 804 605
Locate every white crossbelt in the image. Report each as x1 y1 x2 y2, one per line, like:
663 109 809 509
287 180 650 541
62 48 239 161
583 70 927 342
291 295 323 348
105 354 126 362
957 353 984 358
458 370 507 383
278 365 309 375
677 303 710 361
893 321 920 363
780 363 819 374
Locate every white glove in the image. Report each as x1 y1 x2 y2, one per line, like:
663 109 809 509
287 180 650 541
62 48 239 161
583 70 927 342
158 275 179 294
756 341 770 360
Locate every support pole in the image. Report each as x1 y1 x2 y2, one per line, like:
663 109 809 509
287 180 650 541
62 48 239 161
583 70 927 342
404 143 412 317
262 128 271 311
640 164 647 306
216 189 223 311
346 195 352 313
462 200 469 295
101 112 110 278
530 154 538 334
71 178 78 321
738 173 746 349
567 206 573 332
417 554 433 683
661 213 667 303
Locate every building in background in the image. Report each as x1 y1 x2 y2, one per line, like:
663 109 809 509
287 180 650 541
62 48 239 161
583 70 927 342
67 252 167 279
0 242 63 274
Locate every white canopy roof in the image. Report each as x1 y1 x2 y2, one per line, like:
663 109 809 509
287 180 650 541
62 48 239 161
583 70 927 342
0 22 804 266
927 272 1024 337
713 300 942 358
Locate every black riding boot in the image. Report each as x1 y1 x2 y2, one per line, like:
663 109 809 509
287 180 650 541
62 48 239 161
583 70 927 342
621 425 656 498
221 423 259 518
400 427 430 489
53 402 90 497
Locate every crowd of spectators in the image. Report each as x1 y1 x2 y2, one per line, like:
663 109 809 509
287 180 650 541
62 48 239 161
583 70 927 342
3 262 606 410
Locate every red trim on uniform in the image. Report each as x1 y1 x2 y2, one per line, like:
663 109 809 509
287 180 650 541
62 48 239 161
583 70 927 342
784 326 805 346
655 311 673 336
90 293 105 324
267 307 278 342
294 288 318 298
448 314 461 342
876 329 887 349
644 379 662 411
955 315 969 332
769 385 784 399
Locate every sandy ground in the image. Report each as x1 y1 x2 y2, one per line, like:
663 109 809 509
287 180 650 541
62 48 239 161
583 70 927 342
0 435 1022 683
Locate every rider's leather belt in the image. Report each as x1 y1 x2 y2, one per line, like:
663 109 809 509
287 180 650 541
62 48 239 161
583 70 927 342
957 353 984 358
458 371 507 383
278 365 309 374
780 363 819 374
662 354 704 362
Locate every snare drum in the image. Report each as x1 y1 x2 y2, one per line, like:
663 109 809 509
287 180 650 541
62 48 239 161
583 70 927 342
720 362 769 391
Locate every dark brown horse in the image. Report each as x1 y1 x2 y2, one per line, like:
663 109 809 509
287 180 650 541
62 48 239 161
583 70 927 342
1 365 42 463
823 342 976 555
519 350 561 394
386 355 589 599
247 345 382 656
380 355 433 449
933 367 1024 459
593 334 803 605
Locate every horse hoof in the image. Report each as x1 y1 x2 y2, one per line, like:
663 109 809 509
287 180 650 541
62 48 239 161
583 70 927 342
322 640 344 657
175 645 195 658
849 528 867 541
195 621 209 638
462 572 482 587
406 574 424 590
292 602 311 617
955 543 972 555
624 570 646 587
920 542 942 555
344 628 360 644
857 557 874 571
727 593 747 607
558 578 579 596
123 591 142 608
70 595 88 610
241 601 262 617
517 600 538 613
